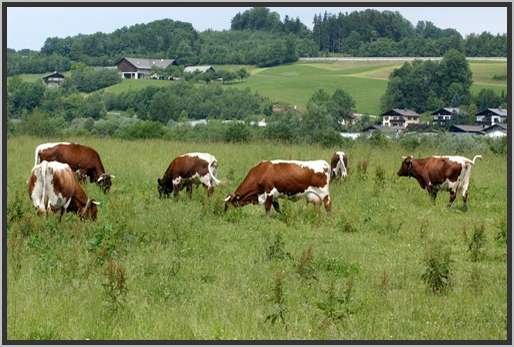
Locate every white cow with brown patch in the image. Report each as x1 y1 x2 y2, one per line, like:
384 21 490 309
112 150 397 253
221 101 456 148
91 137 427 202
28 160 99 220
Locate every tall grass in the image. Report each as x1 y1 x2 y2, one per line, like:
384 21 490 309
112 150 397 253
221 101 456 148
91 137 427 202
6 136 507 340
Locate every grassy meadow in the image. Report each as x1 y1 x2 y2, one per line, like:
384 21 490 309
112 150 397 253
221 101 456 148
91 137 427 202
6 136 507 340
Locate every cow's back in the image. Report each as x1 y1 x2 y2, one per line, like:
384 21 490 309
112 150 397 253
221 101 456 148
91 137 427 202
38 143 102 172
167 155 209 179
424 157 462 184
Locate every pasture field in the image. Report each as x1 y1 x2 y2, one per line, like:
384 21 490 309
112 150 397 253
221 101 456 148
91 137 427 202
97 61 507 115
6 136 507 340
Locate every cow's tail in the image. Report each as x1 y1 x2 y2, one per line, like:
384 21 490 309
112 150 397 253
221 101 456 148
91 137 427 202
40 161 49 212
471 155 482 165
208 161 221 186
34 145 41 166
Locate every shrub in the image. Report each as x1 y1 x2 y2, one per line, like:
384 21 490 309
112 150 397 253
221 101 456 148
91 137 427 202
465 224 487 262
373 165 386 189
265 271 288 326
400 135 421 151
224 122 251 143
116 120 165 140
421 240 453 294
267 232 292 261
296 245 317 280
102 259 128 311
17 109 66 137
316 278 356 325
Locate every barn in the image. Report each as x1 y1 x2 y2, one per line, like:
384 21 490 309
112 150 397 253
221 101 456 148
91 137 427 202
42 71 65 87
115 57 177 79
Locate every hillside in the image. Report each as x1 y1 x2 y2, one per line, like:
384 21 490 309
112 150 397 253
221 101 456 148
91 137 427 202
99 60 507 115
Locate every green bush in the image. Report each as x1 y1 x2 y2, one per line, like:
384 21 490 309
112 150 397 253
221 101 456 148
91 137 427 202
17 109 66 137
116 120 165 140
421 240 453 294
224 122 251 143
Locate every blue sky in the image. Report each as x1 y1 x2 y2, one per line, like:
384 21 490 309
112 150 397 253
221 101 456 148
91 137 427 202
7 6 508 50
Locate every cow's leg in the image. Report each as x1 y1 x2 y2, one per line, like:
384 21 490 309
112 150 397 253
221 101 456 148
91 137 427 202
448 190 457 208
272 200 281 213
323 196 332 213
173 184 180 198
264 196 274 215
186 183 193 199
59 207 65 222
207 186 214 197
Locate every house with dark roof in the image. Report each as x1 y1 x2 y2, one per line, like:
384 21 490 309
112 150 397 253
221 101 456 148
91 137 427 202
476 108 508 126
42 71 65 87
183 65 215 74
115 57 177 79
381 108 420 128
449 124 485 135
431 107 463 127
482 123 507 138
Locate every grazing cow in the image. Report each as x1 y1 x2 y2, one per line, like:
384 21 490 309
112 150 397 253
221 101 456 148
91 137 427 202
224 160 331 214
158 152 220 198
28 160 99 221
35 142 114 193
397 155 482 207
330 151 348 180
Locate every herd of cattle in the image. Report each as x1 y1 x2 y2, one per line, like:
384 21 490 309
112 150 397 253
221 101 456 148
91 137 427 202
27 142 482 221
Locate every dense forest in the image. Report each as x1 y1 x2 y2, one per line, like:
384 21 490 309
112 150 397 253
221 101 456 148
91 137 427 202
7 7 507 75
312 9 507 56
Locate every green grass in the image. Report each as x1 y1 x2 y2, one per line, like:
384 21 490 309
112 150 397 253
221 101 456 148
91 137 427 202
7 136 507 340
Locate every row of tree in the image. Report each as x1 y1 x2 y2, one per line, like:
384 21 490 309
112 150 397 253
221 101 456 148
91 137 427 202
8 8 506 75
312 10 507 56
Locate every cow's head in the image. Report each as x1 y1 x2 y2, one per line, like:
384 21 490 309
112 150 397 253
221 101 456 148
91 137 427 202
97 174 114 193
80 198 99 221
157 178 172 198
224 193 251 211
397 156 414 177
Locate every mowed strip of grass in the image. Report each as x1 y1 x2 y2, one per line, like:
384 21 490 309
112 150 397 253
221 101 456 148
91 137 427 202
7 136 507 340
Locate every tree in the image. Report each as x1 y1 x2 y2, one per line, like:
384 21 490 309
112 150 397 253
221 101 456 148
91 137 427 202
237 68 250 80
328 89 355 129
475 89 502 110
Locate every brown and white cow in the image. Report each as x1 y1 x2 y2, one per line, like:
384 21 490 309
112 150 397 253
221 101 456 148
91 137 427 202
397 155 482 207
224 160 332 214
35 142 114 193
28 160 99 221
330 151 348 180
158 152 220 198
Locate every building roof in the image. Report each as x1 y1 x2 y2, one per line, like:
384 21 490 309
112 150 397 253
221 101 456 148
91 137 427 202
476 108 507 117
482 123 508 132
116 57 176 70
42 71 65 79
183 65 215 73
362 125 403 133
381 108 420 117
431 107 462 115
449 124 485 133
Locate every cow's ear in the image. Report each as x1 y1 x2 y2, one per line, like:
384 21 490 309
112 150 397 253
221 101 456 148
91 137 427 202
157 178 162 185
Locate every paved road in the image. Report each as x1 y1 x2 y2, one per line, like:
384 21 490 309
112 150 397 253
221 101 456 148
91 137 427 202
299 57 506 62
